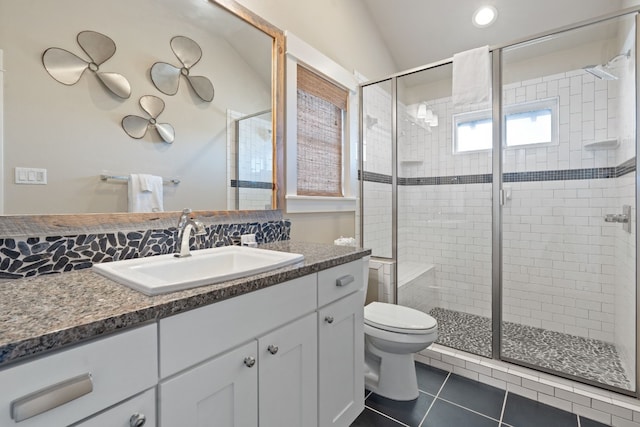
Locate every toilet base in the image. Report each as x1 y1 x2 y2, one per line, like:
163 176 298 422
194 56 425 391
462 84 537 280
364 342 420 401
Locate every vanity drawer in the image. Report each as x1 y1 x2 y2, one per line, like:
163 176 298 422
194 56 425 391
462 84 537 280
0 324 157 427
74 388 156 427
318 259 365 307
159 274 317 378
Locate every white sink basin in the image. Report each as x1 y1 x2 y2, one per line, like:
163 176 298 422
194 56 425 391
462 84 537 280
93 246 304 296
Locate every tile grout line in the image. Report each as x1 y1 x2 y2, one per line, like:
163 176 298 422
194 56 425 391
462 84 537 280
418 371 451 427
499 391 509 425
363 405 411 427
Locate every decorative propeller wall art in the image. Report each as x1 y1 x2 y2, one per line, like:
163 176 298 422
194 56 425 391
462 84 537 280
151 36 215 102
42 31 131 99
122 95 175 144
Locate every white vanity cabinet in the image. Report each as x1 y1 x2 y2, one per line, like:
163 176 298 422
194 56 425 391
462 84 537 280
0 324 157 427
158 275 319 427
317 260 366 427
0 255 368 427
159 340 259 426
258 312 318 427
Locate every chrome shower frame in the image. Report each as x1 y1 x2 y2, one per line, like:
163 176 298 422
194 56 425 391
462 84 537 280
359 6 640 397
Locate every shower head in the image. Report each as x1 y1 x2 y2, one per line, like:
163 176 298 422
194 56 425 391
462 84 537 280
582 49 631 80
583 64 618 80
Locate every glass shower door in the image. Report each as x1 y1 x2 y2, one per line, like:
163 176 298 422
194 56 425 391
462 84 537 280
500 14 637 392
235 110 273 210
395 64 494 358
362 80 394 304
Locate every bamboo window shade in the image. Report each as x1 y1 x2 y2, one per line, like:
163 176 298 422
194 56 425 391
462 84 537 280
297 65 348 197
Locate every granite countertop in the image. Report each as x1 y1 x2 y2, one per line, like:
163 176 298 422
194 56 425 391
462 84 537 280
0 241 371 368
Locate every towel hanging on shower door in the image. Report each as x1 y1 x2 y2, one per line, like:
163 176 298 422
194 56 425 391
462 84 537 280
452 45 491 108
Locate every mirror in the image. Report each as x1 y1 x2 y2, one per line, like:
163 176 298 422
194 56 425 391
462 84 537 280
0 0 284 215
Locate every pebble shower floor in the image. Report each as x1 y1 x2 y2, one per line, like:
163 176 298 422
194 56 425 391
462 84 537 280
428 307 631 390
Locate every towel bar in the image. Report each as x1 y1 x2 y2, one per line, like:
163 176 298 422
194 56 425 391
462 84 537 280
100 174 180 185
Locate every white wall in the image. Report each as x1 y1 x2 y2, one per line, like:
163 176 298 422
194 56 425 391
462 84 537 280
235 0 397 81
0 0 271 214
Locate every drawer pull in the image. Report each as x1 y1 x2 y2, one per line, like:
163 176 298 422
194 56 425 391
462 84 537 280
244 356 256 368
130 413 147 427
325 316 334 324
336 275 355 287
11 373 93 422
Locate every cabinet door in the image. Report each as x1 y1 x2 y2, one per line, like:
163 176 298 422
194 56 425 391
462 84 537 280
159 341 258 427
258 313 318 427
74 388 156 427
318 290 365 427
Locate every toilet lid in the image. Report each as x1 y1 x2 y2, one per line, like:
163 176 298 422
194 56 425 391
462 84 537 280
364 302 437 334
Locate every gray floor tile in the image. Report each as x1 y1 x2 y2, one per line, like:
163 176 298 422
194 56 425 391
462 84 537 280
438 373 506 420
422 399 499 427
365 391 434 427
502 392 578 427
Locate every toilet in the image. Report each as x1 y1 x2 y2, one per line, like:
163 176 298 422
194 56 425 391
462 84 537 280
363 301 438 401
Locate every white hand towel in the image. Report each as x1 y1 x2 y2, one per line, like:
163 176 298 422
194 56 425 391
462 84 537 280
128 174 164 213
452 45 491 108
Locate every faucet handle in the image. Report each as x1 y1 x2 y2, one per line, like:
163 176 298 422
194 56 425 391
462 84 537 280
177 208 192 228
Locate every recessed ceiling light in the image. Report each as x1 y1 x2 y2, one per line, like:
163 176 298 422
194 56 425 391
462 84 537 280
473 5 498 28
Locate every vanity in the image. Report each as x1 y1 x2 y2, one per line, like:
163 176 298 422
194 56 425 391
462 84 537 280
0 242 370 427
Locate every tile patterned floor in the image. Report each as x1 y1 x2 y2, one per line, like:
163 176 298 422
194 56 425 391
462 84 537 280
429 307 631 390
351 362 611 427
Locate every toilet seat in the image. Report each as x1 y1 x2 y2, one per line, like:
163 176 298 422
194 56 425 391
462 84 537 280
364 302 437 335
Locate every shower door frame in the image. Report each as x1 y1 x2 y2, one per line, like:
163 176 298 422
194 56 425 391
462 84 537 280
359 7 640 397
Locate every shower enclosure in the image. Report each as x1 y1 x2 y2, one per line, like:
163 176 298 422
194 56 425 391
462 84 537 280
228 110 273 210
361 10 639 394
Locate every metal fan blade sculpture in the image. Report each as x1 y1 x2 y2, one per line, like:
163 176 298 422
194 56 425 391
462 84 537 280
151 36 214 102
42 31 131 99
122 96 175 144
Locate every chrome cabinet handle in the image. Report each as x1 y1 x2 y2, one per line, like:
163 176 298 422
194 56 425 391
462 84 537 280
325 316 334 324
267 345 279 355
130 413 147 427
336 274 355 287
244 356 256 368
10 373 93 422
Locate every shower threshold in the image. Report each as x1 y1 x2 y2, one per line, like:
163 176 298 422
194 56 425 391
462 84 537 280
429 307 632 390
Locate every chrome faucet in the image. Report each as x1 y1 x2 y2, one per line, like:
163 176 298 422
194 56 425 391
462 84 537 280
174 208 206 258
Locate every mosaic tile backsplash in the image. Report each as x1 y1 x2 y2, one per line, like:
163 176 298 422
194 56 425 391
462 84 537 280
0 219 291 280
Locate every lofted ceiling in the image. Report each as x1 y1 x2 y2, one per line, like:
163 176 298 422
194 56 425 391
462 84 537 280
361 0 637 73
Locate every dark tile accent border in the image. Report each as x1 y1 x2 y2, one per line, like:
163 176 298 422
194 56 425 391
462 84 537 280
399 174 491 185
360 157 636 186
230 179 274 190
361 170 393 184
0 219 292 280
503 167 616 182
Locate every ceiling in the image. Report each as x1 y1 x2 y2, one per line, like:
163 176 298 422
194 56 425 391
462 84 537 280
361 0 638 72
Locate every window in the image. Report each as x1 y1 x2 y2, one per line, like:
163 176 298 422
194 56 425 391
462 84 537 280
453 97 558 153
284 32 358 213
296 65 347 197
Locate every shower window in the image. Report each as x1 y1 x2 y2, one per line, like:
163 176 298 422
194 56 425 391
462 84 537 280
453 97 558 153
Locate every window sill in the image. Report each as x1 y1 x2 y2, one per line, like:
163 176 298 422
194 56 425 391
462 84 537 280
285 195 357 213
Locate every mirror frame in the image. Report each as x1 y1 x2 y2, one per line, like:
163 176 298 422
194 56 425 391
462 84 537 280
0 0 285 238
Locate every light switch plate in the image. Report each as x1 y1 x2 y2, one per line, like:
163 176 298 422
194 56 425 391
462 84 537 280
15 167 47 185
